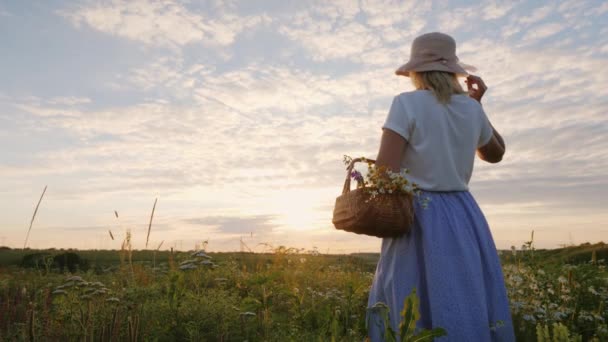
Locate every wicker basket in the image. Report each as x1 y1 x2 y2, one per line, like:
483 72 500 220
332 158 414 238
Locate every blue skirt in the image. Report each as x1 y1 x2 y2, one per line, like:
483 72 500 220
366 191 515 341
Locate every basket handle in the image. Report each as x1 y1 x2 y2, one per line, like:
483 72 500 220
342 157 376 195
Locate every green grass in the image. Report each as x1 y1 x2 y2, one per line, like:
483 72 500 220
0 248 375 341
0 240 606 341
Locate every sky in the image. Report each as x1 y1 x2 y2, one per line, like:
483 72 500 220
0 0 607 253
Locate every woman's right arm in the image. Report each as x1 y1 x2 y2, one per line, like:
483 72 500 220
466 75 505 163
478 122 505 163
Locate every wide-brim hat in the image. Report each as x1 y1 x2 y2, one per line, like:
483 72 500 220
395 32 476 77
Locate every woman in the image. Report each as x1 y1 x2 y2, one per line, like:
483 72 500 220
366 32 515 341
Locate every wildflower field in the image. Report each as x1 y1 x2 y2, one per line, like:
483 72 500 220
0 237 607 341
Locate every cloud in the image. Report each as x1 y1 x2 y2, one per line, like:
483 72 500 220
193 65 396 114
183 215 277 235
482 2 515 20
439 7 479 33
501 8 550 38
277 0 428 63
279 20 381 62
60 0 264 48
518 5 554 25
7 33 608 202
3 86 385 199
2 0 607 251
359 0 429 33
593 2 608 16
112 55 186 91
521 22 565 42
47 96 92 106
557 0 588 19
435 1 514 34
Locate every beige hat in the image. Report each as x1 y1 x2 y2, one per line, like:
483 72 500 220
395 32 476 77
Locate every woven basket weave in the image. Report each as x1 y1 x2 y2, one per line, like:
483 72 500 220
332 158 414 238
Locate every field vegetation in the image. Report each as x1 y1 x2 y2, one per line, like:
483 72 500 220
0 234 607 341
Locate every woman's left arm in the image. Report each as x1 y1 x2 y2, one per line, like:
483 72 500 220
375 128 407 173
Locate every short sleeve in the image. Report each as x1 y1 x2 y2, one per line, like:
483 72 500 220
382 95 413 141
478 106 493 147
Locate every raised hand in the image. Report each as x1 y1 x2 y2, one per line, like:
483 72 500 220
465 75 487 103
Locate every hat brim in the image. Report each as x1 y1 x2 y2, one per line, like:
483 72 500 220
395 60 473 77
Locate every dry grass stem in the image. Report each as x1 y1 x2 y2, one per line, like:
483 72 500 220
145 198 157 248
23 185 47 249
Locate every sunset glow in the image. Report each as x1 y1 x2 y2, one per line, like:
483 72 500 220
1 0 607 252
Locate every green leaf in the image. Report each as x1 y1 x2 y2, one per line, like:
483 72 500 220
385 324 397 342
399 288 421 339
409 328 448 342
367 302 397 342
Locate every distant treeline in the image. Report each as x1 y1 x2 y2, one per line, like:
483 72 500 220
0 248 175 268
0 241 606 269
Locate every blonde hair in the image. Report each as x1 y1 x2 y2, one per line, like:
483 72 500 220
410 71 466 104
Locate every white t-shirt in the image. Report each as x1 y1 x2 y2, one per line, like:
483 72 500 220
382 90 493 191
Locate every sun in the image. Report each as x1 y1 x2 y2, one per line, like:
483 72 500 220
264 188 335 232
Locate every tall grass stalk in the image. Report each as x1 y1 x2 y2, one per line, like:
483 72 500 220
145 198 157 248
153 240 164 270
119 229 135 283
23 185 47 249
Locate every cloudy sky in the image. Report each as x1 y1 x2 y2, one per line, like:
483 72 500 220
1 0 607 253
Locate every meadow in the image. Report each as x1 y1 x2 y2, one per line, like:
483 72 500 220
0 235 607 341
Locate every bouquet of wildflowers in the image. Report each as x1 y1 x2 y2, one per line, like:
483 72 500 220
343 155 430 208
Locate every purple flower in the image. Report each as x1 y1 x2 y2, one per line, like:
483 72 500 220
351 170 364 184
